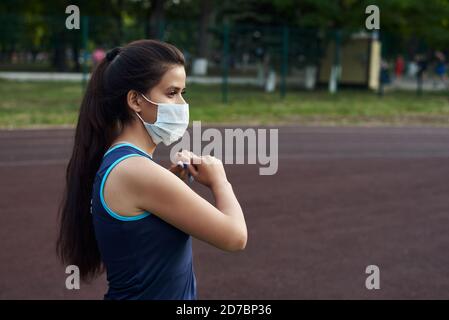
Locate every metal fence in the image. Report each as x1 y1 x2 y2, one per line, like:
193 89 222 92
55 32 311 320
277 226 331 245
1 13 430 100
0 14 331 99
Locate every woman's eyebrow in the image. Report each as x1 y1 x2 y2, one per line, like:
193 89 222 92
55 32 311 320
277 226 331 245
166 86 186 91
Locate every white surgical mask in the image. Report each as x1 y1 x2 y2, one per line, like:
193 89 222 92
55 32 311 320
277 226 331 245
135 93 189 146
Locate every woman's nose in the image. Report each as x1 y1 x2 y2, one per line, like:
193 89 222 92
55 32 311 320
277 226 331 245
177 95 187 104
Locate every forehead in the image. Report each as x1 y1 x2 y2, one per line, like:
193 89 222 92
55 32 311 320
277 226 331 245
157 65 186 89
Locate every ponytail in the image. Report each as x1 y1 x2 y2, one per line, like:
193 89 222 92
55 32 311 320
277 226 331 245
56 56 116 281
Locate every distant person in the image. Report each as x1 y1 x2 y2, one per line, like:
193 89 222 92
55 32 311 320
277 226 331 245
416 54 428 95
395 55 405 80
92 47 106 66
407 60 418 78
379 59 391 96
434 51 448 89
56 40 247 300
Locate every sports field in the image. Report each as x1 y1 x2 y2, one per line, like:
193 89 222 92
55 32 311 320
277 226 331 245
1 126 448 299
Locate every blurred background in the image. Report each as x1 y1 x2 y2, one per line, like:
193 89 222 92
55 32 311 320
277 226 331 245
2 0 449 126
0 0 448 300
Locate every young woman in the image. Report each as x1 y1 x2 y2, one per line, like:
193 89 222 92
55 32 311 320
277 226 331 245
56 39 247 300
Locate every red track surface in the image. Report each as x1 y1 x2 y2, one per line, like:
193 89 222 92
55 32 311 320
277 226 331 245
0 126 448 299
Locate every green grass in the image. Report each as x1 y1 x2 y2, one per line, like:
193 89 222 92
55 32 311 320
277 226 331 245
1 79 449 128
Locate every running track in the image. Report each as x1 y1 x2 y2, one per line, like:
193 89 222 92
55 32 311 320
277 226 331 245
0 126 448 299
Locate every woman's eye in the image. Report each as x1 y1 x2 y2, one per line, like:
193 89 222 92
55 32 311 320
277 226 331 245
167 90 185 97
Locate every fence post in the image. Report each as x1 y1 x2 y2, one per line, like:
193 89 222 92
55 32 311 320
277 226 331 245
81 16 89 89
158 19 165 41
221 23 229 104
280 25 289 98
329 29 341 94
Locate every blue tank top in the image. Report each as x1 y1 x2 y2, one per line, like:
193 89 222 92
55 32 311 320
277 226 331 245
91 142 197 300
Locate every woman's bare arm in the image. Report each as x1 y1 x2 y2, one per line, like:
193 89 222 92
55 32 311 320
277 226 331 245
111 156 247 252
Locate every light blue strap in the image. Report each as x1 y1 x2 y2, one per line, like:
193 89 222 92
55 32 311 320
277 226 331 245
100 153 151 221
104 142 153 159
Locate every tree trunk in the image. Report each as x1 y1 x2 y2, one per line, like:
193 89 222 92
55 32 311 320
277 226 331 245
113 0 124 46
52 31 67 72
72 42 80 72
148 0 165 39
197 0 215 58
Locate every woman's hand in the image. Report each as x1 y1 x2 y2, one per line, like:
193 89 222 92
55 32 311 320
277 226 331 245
168 149 196 183
186 154 229 189
168 150 229 189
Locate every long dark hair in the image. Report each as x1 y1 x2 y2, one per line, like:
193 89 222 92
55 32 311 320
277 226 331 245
56 39 185 281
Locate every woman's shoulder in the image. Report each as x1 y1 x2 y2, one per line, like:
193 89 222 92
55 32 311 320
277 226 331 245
101 154 165 215
108 154 158 183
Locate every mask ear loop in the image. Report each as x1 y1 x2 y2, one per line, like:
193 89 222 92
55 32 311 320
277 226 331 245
140 93 158 106
134 111 146 123
135 92 157 123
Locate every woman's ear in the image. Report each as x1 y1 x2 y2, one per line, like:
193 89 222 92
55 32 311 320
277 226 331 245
127 90 142 113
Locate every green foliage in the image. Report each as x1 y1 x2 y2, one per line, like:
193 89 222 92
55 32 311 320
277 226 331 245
2 0 449 69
